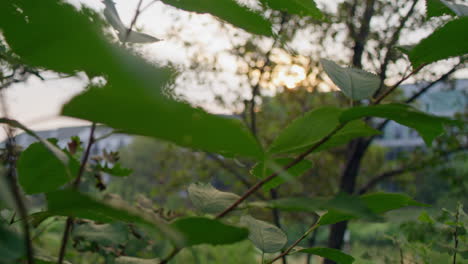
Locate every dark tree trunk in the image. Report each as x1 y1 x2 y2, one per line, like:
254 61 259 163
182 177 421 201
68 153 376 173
324 139 370 264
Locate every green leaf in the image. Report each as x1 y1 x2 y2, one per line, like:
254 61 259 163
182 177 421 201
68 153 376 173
170 217 249 246
340 103 461 146
418 211 435 224
240 215 287 253
250 193 375 220
0 222 24 263
160 0 272 36
115 257 160 264
187 183 241 215
408 17 468 68
17 141 80 194
251 158 313 191
260 0 324 19
268 107 342 155
0 118 70 165
296 248 355 264
426 0 457 18
46 190 183 245
0 0 264 160
96 163 133 177
29 211 54 228
73 222 129 247
426 0 468 18
318 192 428 226
321 59 381 101
0 0 111 74
361 193 428 213
64 87 264 159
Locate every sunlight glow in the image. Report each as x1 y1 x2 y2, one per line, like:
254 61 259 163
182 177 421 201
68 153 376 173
272 64 307 89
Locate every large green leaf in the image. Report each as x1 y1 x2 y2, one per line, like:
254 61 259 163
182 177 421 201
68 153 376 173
408 17 468 67
268 108 378 155
0 0 264 160
17 141 79 194
426 0 468 18
340 103 461 146
296 248 355 264
268 107 342 155
321 59 381 101
0 222 24 264
160 0 272 36
46 190 183 245
260 0 324 19
318 192 428 226
170 217 249 246
187 183 241 215
249 193 375 219
251 158 313 191
63 86 264 159
361 193 428 213
240 215 287 253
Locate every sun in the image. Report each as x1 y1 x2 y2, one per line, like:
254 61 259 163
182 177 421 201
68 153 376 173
272 64 307 89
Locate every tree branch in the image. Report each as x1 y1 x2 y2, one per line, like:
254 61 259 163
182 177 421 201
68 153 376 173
207 153 266 200
352 0 376 68
0 90 35 264
373 62 462 134
57 123 96 264
266 220 320 264
249 13 288 138
358 147 467 194
375 0 419 96
215 124 345 219
124 0 144 43
372 63 425 105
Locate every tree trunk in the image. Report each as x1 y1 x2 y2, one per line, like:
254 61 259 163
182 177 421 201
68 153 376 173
324 139 369 264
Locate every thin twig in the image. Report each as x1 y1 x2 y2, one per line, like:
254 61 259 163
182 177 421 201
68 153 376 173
207 153 266 200
372 63 426 105
160 247 181 264
267 221 320 264
371 63 462 135
358 147 467 194
375 0 419 97
0 89 35 264
57 123 97 264
124 0 145 43
216 124 345 219
249 13 288 138
453 203 461 264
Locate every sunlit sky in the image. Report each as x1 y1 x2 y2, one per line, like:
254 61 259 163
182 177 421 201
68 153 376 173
1 0 467 139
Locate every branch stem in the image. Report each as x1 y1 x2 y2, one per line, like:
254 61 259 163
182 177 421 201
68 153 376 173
57 123 96 264
216 124 344 219
1 89 35 264
266 221 320 264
